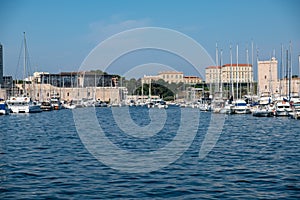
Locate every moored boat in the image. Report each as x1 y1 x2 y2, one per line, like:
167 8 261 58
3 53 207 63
40 101 53 111
274 100 292 116
0 98 10 115
6 96 41 113
50 96 62 110
252 105 273 117
232 99 251 114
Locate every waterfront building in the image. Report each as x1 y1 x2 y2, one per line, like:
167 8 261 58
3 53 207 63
35 71 118 88
184 76 202 84
158 71 184 84
142 71 186 84
221 64 253 84
257 57 278 95
279 77 300 97
205 64 253 84
205 66 221 84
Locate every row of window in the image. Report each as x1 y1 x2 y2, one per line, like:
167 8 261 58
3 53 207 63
208 74 253 79
162 74 183 79
208 67 252 73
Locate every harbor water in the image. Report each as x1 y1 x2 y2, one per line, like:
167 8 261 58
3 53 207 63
0 107 299 199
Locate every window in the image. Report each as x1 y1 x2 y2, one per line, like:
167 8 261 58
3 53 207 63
265 75 267 79
67 92 69 97
265 85 267 89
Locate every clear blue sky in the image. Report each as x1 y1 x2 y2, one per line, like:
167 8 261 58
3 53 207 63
0 0 299 79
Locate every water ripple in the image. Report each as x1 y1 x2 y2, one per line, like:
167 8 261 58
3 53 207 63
0 108 299 199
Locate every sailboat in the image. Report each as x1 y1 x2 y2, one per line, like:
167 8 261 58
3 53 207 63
6 32 41 113
231 44 251 114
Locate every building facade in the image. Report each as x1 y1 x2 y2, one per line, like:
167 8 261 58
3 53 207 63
205 64 253 84
205 66 221 84
35 71 118 88
257 57 278 95
158 71 184 83
184 76 202 84
142 71 186 84
221 64 253 84
279 77 300 97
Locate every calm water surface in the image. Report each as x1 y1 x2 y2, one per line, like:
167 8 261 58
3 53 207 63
0 107 299 199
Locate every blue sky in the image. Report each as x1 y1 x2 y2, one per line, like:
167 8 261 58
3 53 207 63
0 0 299 79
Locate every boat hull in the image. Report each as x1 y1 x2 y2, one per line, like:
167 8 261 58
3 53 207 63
253 110 272 117
232 108 251 114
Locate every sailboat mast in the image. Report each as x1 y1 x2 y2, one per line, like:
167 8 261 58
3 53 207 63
289 42 292 99
280 44 283 96
269 55 272 97
149 78 151 99
236 44 239 99
246 46 249 95
286 49 288 98
219 49 223 98
251 41 254 96
94 72 96 101
141 78 144 103
298 55 300 97
215 42 219 94
230 44 234 99
23 32 27 96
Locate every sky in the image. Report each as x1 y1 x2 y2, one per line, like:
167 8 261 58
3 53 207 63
0 0 299 80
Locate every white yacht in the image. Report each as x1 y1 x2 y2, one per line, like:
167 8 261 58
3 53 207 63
274 100 292 116
6 96 41 113
252 105 273 117
50 95 62 110
232 99 251 114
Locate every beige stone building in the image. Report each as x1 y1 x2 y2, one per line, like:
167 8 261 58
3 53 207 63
257 57 278 95
279 77 300 97
221 64 253 84
205 66 221 84
158 71 184 83
141 71 185 84
12 83 126 103
184 76 202 84
205 64 253 84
